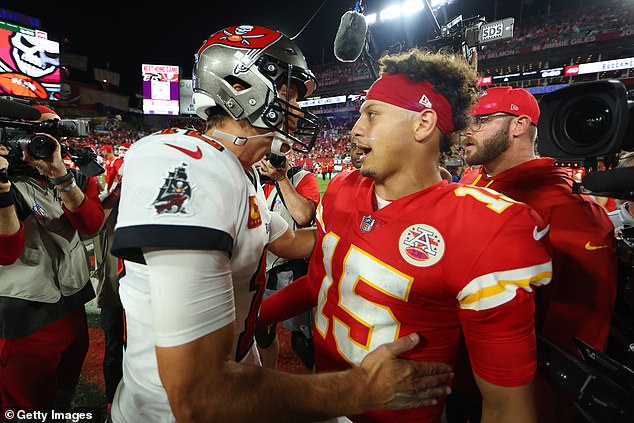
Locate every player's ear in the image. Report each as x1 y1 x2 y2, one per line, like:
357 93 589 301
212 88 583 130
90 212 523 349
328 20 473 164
413 109 437 143
510 115 532 138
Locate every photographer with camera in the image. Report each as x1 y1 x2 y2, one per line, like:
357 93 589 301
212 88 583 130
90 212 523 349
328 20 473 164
454 86 618 423
0 105 104 415
254 153 320 370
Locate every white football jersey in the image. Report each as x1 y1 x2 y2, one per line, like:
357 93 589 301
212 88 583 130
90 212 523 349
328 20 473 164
110 128 287 422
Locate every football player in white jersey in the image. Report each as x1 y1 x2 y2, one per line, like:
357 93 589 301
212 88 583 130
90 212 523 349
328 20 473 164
110 25 453 423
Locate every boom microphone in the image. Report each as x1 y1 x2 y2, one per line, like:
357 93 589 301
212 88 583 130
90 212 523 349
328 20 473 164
334 11 368 62
582 167 634 193
0 98 41 121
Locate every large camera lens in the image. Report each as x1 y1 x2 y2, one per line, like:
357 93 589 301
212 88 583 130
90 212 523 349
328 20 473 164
20 134 57 159
537 79 629 161
564 98 612 147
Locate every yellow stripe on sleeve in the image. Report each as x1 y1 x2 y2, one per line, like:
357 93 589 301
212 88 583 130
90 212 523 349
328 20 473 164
457 261 552 311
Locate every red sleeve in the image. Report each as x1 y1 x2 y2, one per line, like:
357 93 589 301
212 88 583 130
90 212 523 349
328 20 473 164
113 157 124 173
460 291 537 387
295 172 320 207
257 275 318 327
453 204 552 387
0 222 25 264
62 177 105 235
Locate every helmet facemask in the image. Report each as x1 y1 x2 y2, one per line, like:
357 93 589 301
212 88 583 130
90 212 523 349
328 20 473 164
258 56 321 155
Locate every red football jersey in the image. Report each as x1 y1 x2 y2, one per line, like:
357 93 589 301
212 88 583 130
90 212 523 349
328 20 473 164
104 156 124 191
309 171 552 423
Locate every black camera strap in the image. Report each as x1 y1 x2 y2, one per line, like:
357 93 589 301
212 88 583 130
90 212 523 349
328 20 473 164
44 168 88 192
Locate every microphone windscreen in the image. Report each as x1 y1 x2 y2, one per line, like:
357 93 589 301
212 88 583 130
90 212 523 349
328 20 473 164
0 98 41 121
334 11 368 63
582 167 634 193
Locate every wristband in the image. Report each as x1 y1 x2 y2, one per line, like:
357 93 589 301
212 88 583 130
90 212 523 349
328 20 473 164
50 171 72 185
57 179 77 193
0 190 14 208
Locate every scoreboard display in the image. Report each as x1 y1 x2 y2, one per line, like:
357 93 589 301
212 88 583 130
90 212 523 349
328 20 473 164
142 64 180 115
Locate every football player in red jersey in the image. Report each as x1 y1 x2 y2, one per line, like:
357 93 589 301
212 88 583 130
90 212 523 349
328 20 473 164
259 49 553 423
457 86 617 423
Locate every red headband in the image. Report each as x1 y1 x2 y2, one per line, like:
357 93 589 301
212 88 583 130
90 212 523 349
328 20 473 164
365 73 455 135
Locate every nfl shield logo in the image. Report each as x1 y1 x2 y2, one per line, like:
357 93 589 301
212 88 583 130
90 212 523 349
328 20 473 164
360 215 375 233
32 203 48 218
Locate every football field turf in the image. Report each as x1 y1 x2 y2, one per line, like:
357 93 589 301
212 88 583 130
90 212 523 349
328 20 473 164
317 176 330 196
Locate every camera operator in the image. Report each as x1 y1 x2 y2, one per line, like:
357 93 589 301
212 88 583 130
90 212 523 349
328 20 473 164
254 153 320 370
454 87 618 423
0 105 104 415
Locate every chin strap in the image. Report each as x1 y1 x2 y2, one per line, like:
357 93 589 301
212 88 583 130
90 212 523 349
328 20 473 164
270 135 293 155
211 130 293 155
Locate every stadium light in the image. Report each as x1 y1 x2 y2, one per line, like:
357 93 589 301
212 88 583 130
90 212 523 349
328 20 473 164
403 0 425 16
380 5 402 22
369 0 441 25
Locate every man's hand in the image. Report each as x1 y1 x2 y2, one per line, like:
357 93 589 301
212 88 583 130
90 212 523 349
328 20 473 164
102 181 121 211
357 333 453 410
22 134 67 179
257 156 289 182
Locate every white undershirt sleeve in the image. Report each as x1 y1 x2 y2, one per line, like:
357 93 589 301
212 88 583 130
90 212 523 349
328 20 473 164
143 248 236 347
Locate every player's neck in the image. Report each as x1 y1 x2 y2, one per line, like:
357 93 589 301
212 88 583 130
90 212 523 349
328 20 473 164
206 124 269 171
374 167 442 201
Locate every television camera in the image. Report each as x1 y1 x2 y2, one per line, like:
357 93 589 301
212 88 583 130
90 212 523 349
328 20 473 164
0 99 104 182
538 79 634 200
423 0 514 64
536 79 634 423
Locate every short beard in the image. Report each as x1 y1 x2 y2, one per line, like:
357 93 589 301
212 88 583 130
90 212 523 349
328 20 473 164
465 124 511 166
360 167 375 178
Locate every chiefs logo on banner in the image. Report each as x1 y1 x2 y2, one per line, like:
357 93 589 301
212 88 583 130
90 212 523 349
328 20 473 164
197 25 282 56
247 196 262 229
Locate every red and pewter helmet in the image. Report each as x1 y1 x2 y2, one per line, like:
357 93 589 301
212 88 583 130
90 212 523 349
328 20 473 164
192 24 321 155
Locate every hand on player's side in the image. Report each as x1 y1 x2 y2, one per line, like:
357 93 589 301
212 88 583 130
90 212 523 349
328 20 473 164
357 333 453 410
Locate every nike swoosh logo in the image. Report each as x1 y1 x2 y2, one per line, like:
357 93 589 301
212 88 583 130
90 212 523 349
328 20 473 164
533 224 550 241
165 143 202 159
585 242 608 251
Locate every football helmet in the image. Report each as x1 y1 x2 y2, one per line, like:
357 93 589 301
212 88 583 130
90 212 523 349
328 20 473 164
192 25 321 154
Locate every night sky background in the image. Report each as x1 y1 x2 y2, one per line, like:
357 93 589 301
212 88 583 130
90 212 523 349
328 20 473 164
0 0 604 97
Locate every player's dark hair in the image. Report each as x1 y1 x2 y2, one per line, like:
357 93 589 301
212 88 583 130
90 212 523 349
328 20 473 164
204 106 230 131
378 48 478 135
